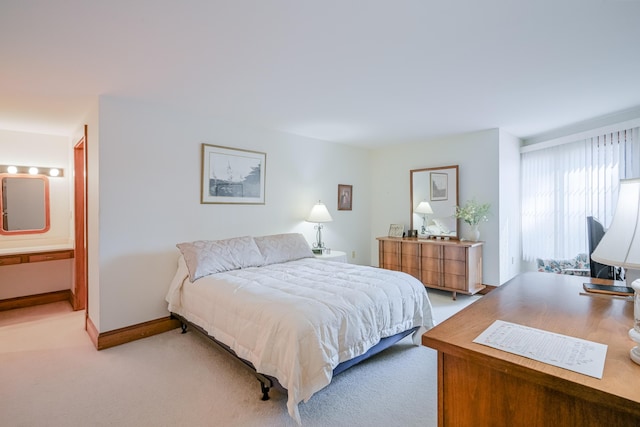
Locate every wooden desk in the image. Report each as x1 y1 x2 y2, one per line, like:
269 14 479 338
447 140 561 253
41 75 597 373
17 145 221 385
422 272 640 427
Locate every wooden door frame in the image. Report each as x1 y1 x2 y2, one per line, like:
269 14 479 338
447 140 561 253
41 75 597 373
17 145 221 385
72 125 88 317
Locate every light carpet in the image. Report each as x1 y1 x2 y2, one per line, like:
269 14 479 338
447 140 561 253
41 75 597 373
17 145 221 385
0 289 480 427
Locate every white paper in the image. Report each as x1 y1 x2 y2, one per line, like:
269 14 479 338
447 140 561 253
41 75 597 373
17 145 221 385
473 320 607 379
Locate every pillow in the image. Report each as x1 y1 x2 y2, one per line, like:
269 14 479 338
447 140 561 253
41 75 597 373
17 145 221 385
176 236 263 281
432 217 452 233
253 233 314 265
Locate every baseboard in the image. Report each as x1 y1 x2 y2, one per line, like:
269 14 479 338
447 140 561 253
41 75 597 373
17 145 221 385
87 315 181 351
0 290 71 312
478 285 497 295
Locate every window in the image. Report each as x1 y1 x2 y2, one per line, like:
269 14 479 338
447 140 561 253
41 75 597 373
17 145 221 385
521 127 640 261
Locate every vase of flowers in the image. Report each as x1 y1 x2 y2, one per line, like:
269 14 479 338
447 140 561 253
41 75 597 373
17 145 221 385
454 199 490 241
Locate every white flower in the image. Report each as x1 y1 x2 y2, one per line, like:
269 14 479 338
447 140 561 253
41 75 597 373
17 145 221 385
455 199 490 226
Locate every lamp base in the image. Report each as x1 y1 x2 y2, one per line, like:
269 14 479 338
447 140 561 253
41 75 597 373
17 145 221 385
630 328 640 365
631 279 640 365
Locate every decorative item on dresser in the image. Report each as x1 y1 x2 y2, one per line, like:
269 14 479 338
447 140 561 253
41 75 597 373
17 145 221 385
454 198 490 242
388 224 404 238
377 236 483 300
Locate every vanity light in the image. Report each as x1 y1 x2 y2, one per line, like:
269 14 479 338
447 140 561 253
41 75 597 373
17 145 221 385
0 164 64 177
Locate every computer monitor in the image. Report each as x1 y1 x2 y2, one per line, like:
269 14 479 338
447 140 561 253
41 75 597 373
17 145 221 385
587 216 615 279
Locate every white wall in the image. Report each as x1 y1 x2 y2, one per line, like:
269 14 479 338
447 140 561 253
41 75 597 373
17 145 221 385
90 96 372 332
1 101 522 328
498 129 522 283
370 129 514 287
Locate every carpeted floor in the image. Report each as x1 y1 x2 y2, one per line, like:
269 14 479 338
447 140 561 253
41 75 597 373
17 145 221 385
0 289 479 427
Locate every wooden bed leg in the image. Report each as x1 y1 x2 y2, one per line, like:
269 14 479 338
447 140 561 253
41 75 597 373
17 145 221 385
260 381 271 401
181 323 188 334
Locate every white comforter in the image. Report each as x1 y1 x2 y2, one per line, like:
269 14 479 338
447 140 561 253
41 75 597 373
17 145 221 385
166 256 434 423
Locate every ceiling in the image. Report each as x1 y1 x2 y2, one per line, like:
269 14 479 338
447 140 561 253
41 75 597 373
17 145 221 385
1 0 640 147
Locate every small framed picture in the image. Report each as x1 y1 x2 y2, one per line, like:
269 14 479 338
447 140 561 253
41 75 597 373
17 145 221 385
388 224 404 238
430 172 448 201
338 184 352 211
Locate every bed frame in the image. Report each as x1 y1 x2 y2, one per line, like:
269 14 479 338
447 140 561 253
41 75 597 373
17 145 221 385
171 312 275 400
172 312 417 401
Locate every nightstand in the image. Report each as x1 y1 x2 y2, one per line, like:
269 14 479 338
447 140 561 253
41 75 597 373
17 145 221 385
314 250 348 263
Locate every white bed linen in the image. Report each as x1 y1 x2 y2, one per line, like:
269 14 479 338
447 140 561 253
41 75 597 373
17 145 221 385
166 256 434 424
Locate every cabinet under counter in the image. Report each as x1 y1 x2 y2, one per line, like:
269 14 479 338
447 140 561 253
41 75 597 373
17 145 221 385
0 249 74 266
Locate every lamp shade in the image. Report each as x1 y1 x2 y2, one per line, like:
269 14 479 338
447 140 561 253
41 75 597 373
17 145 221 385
591 178 640 269
306 201 333 223
415 201 434 214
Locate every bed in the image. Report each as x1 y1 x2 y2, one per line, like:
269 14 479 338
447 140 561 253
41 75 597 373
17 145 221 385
166 233 434 424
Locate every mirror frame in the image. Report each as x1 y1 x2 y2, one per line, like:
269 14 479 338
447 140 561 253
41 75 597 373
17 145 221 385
410 165 459 240
0 174 51 235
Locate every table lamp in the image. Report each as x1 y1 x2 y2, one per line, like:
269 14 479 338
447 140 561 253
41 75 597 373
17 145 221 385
306 200 333 252
590 178 640 365
415 201 433 236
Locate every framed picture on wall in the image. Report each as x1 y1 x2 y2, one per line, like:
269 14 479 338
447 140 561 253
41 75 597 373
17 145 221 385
201 144 266 204
338 184 352 210
430 172 448 201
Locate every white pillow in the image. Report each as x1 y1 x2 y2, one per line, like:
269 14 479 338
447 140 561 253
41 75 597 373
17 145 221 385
432 218 451 233
253 233 314 265
176 236 263 282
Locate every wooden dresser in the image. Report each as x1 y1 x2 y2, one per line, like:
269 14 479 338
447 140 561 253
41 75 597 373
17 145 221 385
377 237 483 299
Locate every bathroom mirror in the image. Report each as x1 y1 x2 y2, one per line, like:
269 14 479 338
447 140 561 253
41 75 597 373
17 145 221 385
0 175 50 235
410 165 458 239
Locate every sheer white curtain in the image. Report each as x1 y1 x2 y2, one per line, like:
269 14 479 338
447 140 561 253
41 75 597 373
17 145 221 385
521 127 640 261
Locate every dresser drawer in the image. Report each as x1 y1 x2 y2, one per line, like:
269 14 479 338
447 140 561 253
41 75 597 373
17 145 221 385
382 251 401 269
421 244 441 258
421 257 440 272
444 246 466 261
444 259 466 276
29 251 73 263
401 243 419 257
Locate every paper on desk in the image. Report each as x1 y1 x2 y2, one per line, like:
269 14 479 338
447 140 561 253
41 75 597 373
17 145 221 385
473 320 607 379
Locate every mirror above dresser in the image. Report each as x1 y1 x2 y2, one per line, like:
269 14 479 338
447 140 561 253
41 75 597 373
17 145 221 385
410 165 459 240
